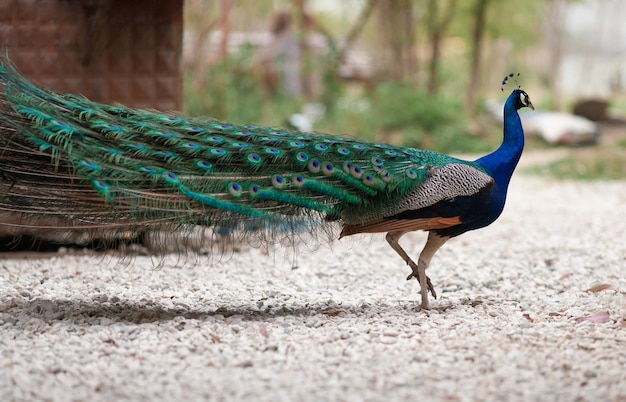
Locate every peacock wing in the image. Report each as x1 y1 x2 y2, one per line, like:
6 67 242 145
340 162 495 236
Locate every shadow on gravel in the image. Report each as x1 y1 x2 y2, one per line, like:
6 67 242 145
0 296 474 324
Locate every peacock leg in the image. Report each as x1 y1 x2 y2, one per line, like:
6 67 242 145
386 231 431 290
386 231 439 308
416 232 450 309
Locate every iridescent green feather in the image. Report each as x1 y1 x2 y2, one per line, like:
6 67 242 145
0 60 484 238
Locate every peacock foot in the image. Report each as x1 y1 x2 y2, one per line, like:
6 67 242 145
406 271 437 299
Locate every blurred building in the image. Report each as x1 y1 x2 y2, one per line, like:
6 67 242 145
555 0 626 98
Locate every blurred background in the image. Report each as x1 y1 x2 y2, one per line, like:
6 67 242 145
182 0 626 159
0 0 624 252
1 0 625 175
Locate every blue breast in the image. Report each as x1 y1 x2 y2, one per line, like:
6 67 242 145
435 90 526 237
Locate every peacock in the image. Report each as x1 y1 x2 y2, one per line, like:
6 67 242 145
0 60 533 309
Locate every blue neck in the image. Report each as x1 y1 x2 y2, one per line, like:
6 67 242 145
474 93 525 190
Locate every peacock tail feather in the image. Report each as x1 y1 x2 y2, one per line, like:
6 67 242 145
0 60 481 241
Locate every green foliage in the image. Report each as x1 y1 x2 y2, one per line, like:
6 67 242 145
362 82 493 153
183 50 499 155
609 97 626 119
184 46 312 129
450 0 545 49
184 45 270 124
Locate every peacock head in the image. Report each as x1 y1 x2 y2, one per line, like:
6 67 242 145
512 89 534 111
502 73 534 111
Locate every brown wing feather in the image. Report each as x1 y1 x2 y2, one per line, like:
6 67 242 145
339 216 462 238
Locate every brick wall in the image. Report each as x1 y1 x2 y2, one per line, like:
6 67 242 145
0 0 183 110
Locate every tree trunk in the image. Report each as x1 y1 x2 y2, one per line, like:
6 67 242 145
375 0 417 83
185 0 217 88
546 0 565 111
466 0 490 119
291 0 310 98
426 0 458 94
219 0 231 61
339 0 378 63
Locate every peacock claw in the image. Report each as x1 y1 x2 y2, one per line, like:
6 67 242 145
429 279 437 299
406 271 437 299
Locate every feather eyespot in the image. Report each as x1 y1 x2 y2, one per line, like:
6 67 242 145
343 161 353 173
249 184 261 197
381 171 393 183
206 136 224 143
350 165 363 179
295 152 309 163
371 157 384 166
92 179 108 190
247 153 262 164
181 142 200 150
314 143 329 151
288 141 305 148
352 144 367 151
362 174 376 186
406 168 418 179
264 147 282 156
230 141 249 148
322 162 334 176
80 160 98 170
212 124 232 130
91 179 113 202
195 160 213 171
293 152 307 163
228 182 243 197
292 175 305 188
308 159 321 173
271 175 286 189
336 147 350 156
139 166 157 175
384 150 398 157
209 148 227 156
162 171 179 185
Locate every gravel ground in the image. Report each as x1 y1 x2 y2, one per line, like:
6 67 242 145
1 174 625 402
